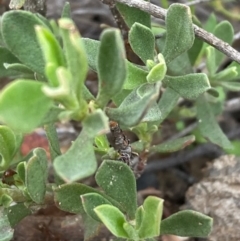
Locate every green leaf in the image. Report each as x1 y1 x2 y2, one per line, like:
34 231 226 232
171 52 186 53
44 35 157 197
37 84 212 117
188 36 203 66
206 46 216 76
212 66 238 82
16 162 26 184
9 0 25 9
0 80 53 133
0 47 20 77
26 148 48 204
95 160 137 220
2 10 48 75
196 94 232 149
150 135 195 154
123 62 148 89
59 18 88 102
54 183 101 213
137 196 163 238
97 29 126 107
157 88 179 124
129 23 155 63
213 21 234 69
162 4 194 63
4 203 31 227
160 210 213 237
0 207 14 241
106 83 160 127
219 81 240 91
81 193 112 222
116 1 151 28
0 126 16 170
3 63 33 75
61 2 71 18
35 25 66 87
163 73 210 100
82 38 99 71
147 54 167 83
53 110 109 182
94 204 129 238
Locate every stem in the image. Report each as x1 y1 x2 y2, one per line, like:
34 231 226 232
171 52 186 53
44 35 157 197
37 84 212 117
44 123 61 161
101 0 240 64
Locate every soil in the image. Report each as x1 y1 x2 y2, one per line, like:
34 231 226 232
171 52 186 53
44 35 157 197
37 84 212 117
1 0 240 240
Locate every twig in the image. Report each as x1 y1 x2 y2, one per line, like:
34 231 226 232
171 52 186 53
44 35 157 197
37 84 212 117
106 0 240 64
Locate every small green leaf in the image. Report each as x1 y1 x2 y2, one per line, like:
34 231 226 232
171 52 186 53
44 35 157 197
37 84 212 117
9 0 25 9
123 61 148 89
163 4 194 63
160 210 213 237
116 1 151 28
147 54 167 83
129 23 155 63
81 193 112 222
16 162 26 183
219 81 240 91
138 196 163 238
54 110 109 182
61 2 71 18
59 18 88 102
1 195 13 208
106 83 160 127
26 148 48 204
213 21 234 69
188 37 203 66
123 222 137 240
196 94 232 149
94 204 129 238
35 25 66 87
206 46 216 76
2 10 48 75
213 66 238 82
4 203 31 227
0 126 16 170
135 206 144 230
0 47 20 77
150 135 195 154
82 38 99 71
0 80 53 133
95 160 137 220
163 73 210 100
54 183 101 213
3 63 33 75
157 87 179 124
97 29 126 107
0 207 14 241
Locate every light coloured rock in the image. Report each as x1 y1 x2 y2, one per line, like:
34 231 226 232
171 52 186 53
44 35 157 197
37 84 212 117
185 155 240 241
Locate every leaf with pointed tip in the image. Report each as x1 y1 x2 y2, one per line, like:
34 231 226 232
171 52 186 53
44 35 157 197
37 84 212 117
163 4 194 63
0 80 53 133
160 210 213 237
219 81 240 91
2 10 48 75
213 66 238 82
61 2 71 18
4 63 33 75
94 204 129 238
196 94 232 150
129 23 155 63
150 135 195 154
54 110 109 182
163 73 210 100
95 160 137 219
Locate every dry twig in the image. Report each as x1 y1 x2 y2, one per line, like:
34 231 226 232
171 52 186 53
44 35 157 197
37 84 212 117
100 0 240 64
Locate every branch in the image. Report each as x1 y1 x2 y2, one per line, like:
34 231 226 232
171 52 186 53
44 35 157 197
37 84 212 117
109 0 240 64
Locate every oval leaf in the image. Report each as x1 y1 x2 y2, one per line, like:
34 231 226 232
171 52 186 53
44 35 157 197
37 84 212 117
97 28 126 107
163 73 210 100
94 204 129 238
163 4 194 63
160 210 213 237
2 11 48 75
129 22 155 63
26 148 48 204
95 160 137 220
0 80 53 133
0 208 14 241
